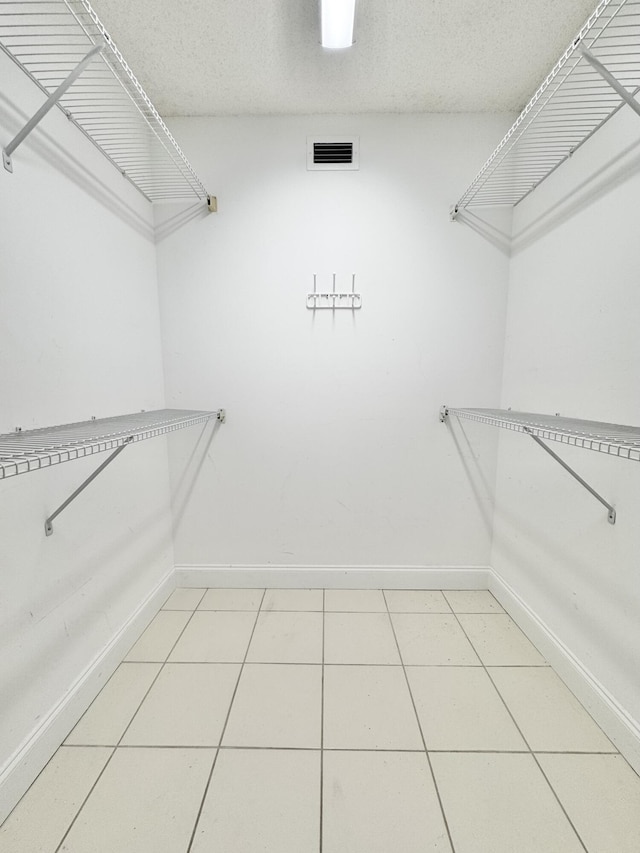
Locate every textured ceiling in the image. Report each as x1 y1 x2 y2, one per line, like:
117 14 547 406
90 0 598 116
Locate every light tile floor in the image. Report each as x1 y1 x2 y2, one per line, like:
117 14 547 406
2 588 640 852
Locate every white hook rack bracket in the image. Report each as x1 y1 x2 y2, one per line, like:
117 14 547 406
307 273 361 310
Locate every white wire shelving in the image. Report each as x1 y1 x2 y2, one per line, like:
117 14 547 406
0 408 225 535
0 408 223 479
442 408 640 461
452 0 640 216
440 407 640 524
0 0 214 205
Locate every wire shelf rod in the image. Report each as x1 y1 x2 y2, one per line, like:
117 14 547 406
67 0 207 195
452 0 640 214
441 408 640 459
0 409 224 480
0 0 213 204
439 406 640 523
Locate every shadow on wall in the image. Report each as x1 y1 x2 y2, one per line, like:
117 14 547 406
511 138 640 255
154 202 210 243
442 418 495 538
170 419 223 533
453 208 512 257
491 485 640 689
0 457 172 651
0 94 154 241
0 503 172 739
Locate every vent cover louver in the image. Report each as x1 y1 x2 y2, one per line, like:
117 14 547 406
314 142 353 164
307 137 359 171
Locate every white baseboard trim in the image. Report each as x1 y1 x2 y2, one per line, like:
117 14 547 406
174 564 491 590
488 568 640 777
0 567 175 825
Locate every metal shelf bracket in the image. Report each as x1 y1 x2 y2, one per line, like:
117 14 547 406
451 0 640 213
523 428 616 524
3 43 103 173
44 434 132 536
440 406 618 524
580 46 640 120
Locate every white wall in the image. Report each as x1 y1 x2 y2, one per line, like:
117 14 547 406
491 104 640 750
156 113 513 569
0 51 174 810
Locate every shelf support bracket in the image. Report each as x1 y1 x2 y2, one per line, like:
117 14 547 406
524 428 616 525
579 47 640 120
45 435 132 537
3 43 103 173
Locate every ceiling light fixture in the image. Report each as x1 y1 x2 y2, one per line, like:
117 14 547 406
321 0 356 49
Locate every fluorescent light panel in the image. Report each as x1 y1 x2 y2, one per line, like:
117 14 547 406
321 0 356 49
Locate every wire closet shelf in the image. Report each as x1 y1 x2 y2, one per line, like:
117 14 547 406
452 0 640 214
0 409 221 479
0 0 210 202
443 408 640 462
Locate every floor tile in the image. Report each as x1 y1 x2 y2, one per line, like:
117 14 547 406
391 614 480 665
59 747 213 853
198 588 264 610
65 663 161 745
246 611 323 663
261 588 323 611
457 614 546 665
323 665 423 749
168 611 256 662
431 752 584 853
0 747 112 853
190 748 320 853
161 587 206 610
323 751 451 853
384 589 451 613
538 754 640 853
443 590 504 613
407 667 526 751
223 664 321 748
324 612 400 664
324 589 387 611
489 667 615 751
124 610 191 662
121 663 240 746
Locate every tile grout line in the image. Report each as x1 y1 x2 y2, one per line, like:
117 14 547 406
449 608 590 853
171 607 471 614
56 743 625 755
53 602 202 853
163 588 207 612
121 659 551 668
381 590 457 853
29 589 601 852
319 589 325 853
185 589 267 853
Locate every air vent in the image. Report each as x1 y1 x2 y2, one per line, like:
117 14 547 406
307 136 359 171
314 142 352 164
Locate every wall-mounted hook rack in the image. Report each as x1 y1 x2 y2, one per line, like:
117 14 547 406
307 273 361 309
